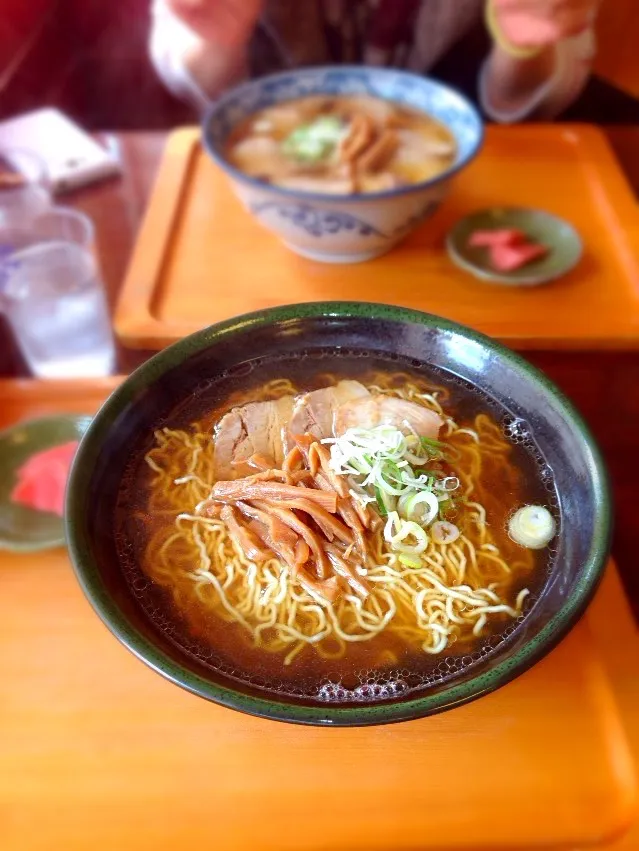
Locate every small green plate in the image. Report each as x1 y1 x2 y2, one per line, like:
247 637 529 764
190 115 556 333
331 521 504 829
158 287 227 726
0 415 91 552
446 207 583 286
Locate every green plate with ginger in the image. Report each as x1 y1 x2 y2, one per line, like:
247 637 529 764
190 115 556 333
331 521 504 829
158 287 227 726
446 207 583 286
0 415 90 552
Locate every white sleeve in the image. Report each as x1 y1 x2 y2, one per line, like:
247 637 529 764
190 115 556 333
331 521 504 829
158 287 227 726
479 29 596 123
148 0 214 113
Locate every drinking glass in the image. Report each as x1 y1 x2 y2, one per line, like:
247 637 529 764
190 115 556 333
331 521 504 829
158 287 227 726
0 148 52 226
0 207 116 378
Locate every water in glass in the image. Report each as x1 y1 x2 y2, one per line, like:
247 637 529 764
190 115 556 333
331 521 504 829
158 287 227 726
2 238 115 378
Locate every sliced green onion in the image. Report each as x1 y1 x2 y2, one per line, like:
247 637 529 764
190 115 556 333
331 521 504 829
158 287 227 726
405 452 427 466
326 424 463 538
375 486 395 518
420 435 460 462
282 115 344 163
390 520 429 554
399 554 422 568
349 487 376 508
398 490 439 526
349 456 373 475
508 505 556 549
383 511 402 543
435 476 460 492
377 460 410 496
375 487 388 517
420 436 445 456
431 520 460 544
421 437 446 448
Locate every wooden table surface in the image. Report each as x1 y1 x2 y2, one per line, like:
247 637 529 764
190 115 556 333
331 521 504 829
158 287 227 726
1 128 638 619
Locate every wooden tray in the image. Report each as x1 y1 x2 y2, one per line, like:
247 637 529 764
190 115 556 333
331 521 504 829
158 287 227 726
1 379 638 851
115 125 639 351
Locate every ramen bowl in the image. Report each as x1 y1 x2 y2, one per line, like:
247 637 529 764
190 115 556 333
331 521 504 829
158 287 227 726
202 67 483 263
66 303 610 726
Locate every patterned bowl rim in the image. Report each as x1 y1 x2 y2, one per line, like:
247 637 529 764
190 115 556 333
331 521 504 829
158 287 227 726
65 302 611 728
202 65 484 204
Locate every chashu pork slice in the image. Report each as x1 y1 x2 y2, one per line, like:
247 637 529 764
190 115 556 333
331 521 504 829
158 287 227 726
334 395 443 439
288 380 370 441
213 396 294 480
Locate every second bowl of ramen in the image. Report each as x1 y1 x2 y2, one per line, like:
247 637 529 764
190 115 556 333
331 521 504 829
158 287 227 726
203 67 483 263
66 303 610 725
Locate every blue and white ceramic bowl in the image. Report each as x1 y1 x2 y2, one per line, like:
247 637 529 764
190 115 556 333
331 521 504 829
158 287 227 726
203 66 483 264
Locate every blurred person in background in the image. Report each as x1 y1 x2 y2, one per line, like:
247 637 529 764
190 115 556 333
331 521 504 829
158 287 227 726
149 0 597 121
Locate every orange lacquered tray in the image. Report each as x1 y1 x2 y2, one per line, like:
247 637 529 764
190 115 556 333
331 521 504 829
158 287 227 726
1 379 638 851
115 124 639 351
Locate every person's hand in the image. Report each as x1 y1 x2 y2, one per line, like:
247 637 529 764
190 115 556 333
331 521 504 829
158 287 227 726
168 0 263 48
492 0 597 49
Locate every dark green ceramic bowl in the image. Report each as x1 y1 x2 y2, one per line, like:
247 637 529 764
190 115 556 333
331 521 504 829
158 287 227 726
66 303 611 726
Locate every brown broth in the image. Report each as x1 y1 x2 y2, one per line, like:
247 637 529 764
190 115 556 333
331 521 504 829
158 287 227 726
114 353 556 702
224 94 457 193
